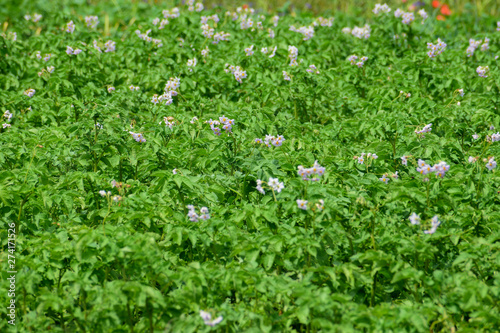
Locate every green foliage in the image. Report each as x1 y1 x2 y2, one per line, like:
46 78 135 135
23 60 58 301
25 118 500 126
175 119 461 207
0 1 499 332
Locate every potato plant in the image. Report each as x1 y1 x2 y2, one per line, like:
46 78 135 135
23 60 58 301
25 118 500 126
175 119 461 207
0 1 499 332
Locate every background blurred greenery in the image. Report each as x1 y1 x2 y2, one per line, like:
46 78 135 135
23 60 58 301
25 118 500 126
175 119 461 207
2 0 499 17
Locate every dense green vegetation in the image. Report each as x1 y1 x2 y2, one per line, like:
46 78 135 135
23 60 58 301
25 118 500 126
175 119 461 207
1 1 499 332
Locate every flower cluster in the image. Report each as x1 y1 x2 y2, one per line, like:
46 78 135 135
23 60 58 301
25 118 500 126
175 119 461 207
297 199 325 211
129 85 140 91
314 17 334 27
225 64 247 83
187 206 210 222
206 116 234 136
418 9 428 22
394 9 415 24
416 159 450 178
201 24 215 38
104 40 116 52
25 13 42 22
288 45 299 66
379 171 398 184
213 31 231 44
372 3 391 15
66 21 75 33
4 110 12 121
107 86 115 93
306 64 320 74
414 123 432 137
348 55 368 68
152 17 169 29
186 0 203 12
85 16 99 29
1 32 17 41
254 134 285 147
245 45 254 56
486 157 497 171
3 110 12 129
163 8 180 19
24 88 36 98
160 116 176 129
476 66 489 78
256 177 285 195
466 38 489 57
424 216 441 234
201 14 219 24
283 71 291 81
297 161 326 181
135 29 163 47
201 47 209 57
66 46 83 55
165 77 180 95
129 131 146 143
99 190 122 203
35 51 51 61
409 214 441 234
290 25 314 41
491 132 500 142
427 39 447 58
350 24 371 39
401 155 410 166
355 152 378 164
199 310 222 327
186 57 197 70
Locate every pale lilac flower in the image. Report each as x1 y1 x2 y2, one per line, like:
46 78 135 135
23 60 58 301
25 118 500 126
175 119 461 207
418 9 428 21
173 169 178 174
32 13 42 22
3 110 12 120
3 123 11 129
108 86 115 93
85 16 99 29
351 24 371 39
401 156 408 166
24 88 36 98
476 66 489 78
244 45 254 56
66 21 75 33
373 3 391 15
104 40 116 52
283 71 291 81
200 311 223 326
401 12 415 25
409 213 420 225
315 199 325 211
427 38 447 58
268 46 277 58
468 156 478 163
129 131 146 143
297 199 308 210
491 133 500 142
472 133 479 140
379 174 389 184
298 161 326 181
424 216 441 234
486 157 497 171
